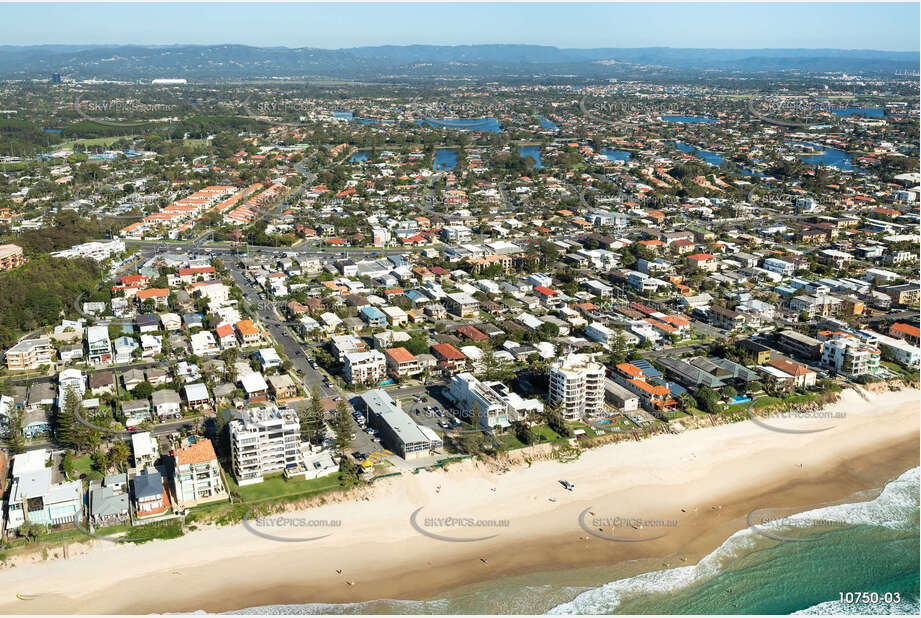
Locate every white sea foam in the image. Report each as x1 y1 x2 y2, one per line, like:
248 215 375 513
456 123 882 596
222 469 918 615
226 598 450 615
547 467 919 615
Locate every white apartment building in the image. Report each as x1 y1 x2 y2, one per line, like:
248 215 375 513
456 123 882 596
229 406 303 485
440 225 473 243
343 350 387 385
448 372 542 427
762 257 795 277
548 352 605 420
821 336 879 377
58 368 85 406
86 325 112 365
447 372 508 429
51 239 125 262
585 322 617 348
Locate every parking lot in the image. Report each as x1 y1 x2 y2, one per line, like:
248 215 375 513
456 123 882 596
403 396 466 433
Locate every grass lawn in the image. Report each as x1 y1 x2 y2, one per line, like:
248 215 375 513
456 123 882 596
5 527 89 549
228 472 343 504
882 361 918 380
495 432 527 451
752 395 783 410
122 520 184 544
531 424 566 443
70 454 104 482
53 135 137 150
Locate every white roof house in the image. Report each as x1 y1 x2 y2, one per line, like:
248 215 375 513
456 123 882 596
131 432 157 463
240 372 269 395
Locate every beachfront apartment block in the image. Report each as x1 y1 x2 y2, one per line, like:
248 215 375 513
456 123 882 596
344 350 387 385
548 352 606 421
447 372 510 429
5 337 54 370
820 336 879 377
173 439 228 508
229 406 302 485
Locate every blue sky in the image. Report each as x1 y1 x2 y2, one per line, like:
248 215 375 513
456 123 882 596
2 2 919 51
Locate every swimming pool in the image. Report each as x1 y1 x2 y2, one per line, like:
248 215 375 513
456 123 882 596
729 396 752 405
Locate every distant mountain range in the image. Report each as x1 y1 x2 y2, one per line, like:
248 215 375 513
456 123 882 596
0 44 915 81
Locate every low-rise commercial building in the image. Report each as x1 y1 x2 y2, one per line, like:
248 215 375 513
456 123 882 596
360 389 442 460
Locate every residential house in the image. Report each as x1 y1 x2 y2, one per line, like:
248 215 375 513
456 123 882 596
89 473 130 527
384 347 422 378
86 325 113 365
183 383 211 410
240 372 269 403
432 343 467 374
132 468 169 519
267 374 298 401
151 389 181 419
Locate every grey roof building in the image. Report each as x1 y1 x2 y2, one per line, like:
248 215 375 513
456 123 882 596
89 473 130 527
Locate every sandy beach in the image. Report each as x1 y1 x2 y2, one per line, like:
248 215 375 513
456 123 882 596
1 386 917 614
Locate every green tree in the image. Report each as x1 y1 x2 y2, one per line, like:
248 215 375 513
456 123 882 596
330 400 353 454
55 385 102 453
2 409 25 455
132 382 154 399
513 421 535 446
109 440 131 472
694 386 722 414
299 388 328 444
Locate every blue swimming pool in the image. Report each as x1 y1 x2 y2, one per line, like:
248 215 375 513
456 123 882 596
729 396 752 405
594 419 613 425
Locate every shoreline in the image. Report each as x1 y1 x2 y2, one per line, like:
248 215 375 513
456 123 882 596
0 387 918 614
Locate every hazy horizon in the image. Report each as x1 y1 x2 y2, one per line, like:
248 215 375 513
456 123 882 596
1 2 919 52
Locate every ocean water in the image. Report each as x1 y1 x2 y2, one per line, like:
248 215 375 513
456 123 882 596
228 467 919 615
